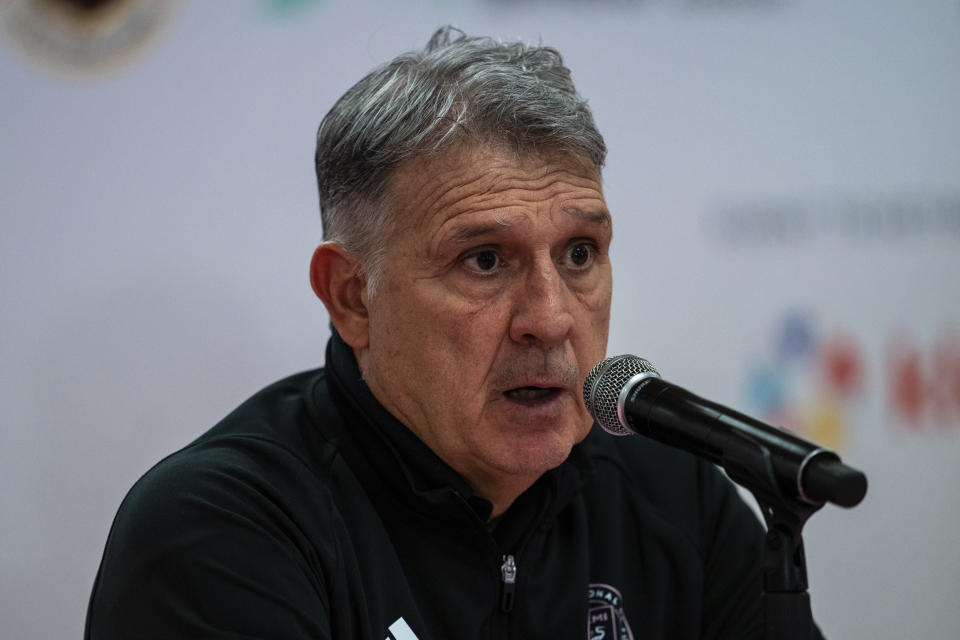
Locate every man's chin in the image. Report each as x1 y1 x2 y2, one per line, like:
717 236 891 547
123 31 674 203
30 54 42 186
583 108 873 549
486 428 582 477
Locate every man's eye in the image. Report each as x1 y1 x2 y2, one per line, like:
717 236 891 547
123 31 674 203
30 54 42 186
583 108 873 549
566 243 593 268
466 250 499 272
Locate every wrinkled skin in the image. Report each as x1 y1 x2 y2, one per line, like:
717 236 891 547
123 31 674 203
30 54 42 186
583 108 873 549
313 143 613 515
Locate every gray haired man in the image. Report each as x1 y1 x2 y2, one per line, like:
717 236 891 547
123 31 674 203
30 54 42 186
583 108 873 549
87 27 775 639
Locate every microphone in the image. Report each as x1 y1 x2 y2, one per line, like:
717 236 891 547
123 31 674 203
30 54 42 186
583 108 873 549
583 355 867 508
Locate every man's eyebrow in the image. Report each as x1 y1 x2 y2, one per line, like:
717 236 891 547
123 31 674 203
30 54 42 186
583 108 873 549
564 207 612 227
447 208 610 244
448 221 511 244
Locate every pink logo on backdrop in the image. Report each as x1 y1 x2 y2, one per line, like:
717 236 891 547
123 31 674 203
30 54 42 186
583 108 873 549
887 327 960 427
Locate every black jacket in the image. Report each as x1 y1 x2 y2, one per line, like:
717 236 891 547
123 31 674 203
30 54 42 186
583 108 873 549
86 334 767 639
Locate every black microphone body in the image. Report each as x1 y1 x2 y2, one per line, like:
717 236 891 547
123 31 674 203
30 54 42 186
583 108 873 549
584 355 867 508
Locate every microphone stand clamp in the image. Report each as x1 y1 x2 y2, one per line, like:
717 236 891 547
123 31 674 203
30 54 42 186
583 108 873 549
723 441 824 640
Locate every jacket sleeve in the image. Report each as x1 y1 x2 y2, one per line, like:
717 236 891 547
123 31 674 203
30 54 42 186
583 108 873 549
85 445 333 640
696 462 766 640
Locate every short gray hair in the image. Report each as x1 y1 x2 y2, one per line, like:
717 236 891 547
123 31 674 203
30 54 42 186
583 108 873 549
314 26 607 290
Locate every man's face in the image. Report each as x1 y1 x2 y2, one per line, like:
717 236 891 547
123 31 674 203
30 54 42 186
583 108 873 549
357 143 612 494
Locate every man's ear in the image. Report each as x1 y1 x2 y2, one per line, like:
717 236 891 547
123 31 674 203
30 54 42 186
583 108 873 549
310 242 370 350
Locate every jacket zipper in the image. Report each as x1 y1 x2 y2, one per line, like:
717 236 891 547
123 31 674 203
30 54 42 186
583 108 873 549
500 554 517 612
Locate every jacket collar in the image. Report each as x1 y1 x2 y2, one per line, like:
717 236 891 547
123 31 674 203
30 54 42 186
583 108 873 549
321 330 595 539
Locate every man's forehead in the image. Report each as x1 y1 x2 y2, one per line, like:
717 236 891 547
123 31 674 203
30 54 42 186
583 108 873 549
385 143 607 232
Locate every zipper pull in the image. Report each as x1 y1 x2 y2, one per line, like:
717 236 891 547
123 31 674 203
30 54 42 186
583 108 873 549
500 554 517 612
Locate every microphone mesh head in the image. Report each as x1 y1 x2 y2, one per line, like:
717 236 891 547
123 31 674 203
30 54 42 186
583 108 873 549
583 355 659 435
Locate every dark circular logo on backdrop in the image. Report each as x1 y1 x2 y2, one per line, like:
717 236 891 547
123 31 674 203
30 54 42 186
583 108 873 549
588 583 635 640
1 0 180 78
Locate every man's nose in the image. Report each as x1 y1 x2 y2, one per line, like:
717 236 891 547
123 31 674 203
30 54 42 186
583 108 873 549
508 258 575 346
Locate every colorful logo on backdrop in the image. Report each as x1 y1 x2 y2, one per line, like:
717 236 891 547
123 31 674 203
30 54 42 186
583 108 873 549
746 312 960 440
745 310 864 451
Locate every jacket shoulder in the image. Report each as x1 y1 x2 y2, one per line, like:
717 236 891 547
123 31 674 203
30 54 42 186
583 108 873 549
579 427 764 567
579 427 766 639
87 369 349 638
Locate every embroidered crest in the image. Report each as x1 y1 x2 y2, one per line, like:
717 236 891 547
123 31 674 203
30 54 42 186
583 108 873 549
587 583 634 640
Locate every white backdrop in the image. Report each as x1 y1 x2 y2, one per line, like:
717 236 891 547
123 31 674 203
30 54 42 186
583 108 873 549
2 1 959 637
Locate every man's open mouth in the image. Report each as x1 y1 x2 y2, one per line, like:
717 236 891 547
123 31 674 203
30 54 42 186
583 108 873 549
504 386 562 402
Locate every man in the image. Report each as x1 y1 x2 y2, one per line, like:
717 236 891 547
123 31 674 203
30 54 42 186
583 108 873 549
86 27 769 639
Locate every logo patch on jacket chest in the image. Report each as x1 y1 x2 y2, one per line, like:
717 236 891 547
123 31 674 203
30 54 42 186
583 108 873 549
587 583 634 640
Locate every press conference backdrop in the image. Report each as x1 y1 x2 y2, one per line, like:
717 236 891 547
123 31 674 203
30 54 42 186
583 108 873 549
1 0 957 637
